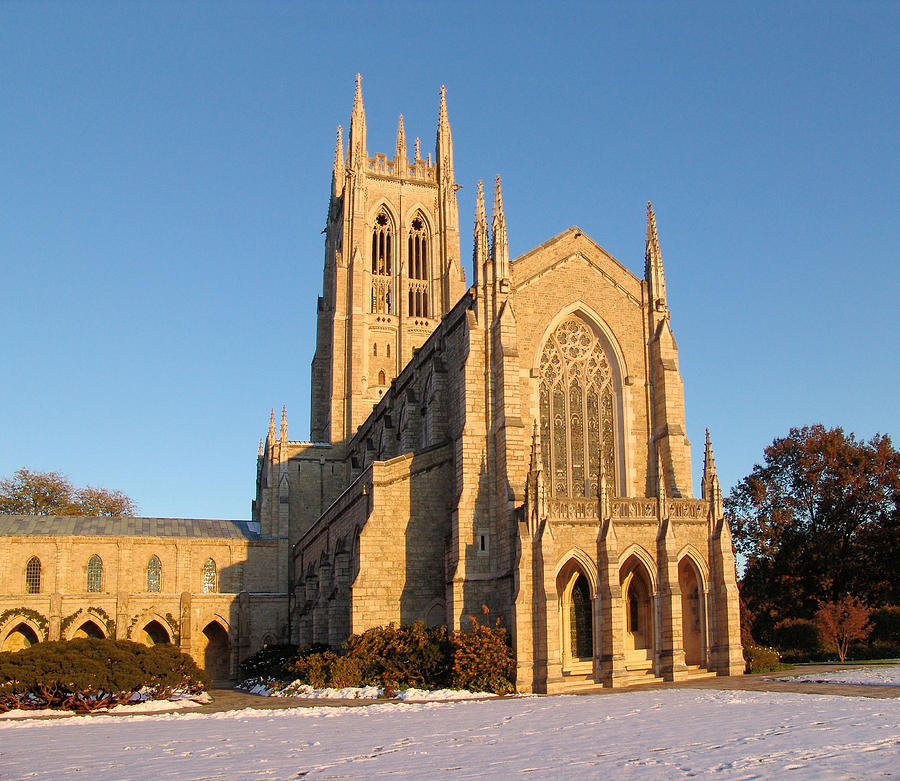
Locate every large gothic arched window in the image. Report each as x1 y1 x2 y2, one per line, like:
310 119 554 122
371 210 393 314
539 315 616 498
407 214 429 317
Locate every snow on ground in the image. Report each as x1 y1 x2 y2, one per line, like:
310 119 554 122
242 679 499 701
0 692 212 720
776 663 900 687
1 689 898 779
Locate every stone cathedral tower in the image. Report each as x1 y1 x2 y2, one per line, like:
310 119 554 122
310 76 467 443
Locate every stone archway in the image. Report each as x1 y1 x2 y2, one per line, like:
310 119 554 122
1 622 39 652
72 620 105 640
678 556 706 667
200 621 231 682
556 560 594 672
139 620 171 646
620 556 654 669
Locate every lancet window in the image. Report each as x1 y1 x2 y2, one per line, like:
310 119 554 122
407 214 429 317
25 556 41 594
87 554 103 592
147 555 161 593
538 315 616 498
371 211 393 314
202 558 217 593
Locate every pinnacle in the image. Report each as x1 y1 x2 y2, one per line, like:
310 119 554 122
396 114 407 159
474 180 486 232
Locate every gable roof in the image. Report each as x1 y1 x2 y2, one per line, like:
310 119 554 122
0 515 263 541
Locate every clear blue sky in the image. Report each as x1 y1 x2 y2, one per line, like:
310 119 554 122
2 1 897 519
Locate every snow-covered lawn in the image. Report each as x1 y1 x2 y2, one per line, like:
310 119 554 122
777 664 900 687
1 689 898 779
242 679 500 701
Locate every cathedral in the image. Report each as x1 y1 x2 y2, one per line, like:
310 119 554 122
252 76 744 691
0 77 743 691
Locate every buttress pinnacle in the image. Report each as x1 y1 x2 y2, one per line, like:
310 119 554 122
395 115 407 163
645 201 667 307
280 405 288 442
348 73 367 168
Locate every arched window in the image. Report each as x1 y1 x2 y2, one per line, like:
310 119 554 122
147 555 161 593
202 558 217 593
570 573 593 660
25 557 41 594
371 210 393 314
373 343 377 356
407 214 430 317
87 554 103 593
378 370 386 386
539 315 616 498
386 343 390 357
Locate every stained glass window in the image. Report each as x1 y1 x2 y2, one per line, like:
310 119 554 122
147 555 161 593
539 316 616 497
202 558 217 593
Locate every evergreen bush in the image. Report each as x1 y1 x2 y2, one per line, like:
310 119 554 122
744 644 789 673
772 618 821 661
0 638 209 713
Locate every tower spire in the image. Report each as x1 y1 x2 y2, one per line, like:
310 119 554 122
491 175 510 281
332 125 345 198
395 114 407 167
348 73 367 169
645 201 667 310
435 85 454 184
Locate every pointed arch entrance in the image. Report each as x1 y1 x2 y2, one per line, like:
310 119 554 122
139 620 171 646
200 620 231 681
678 556 707 667
556 557 595 673
73 620 105 640
1 622 39 652
620 554 655 669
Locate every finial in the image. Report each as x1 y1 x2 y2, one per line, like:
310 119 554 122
267 408 276 444
645 200 667 307
491 175 508 273
334 125 344 168
258 438 264 457
530 420 542 468
395 114 407 161
280 405 288 441
474 180 486 234
493 175 505 219
702 428 719 500
353 73 363 109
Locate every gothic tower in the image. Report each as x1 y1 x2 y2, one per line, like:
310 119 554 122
310 76 467 443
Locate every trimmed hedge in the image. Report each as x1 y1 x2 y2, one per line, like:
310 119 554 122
0 638 209 713
744 644 790 674
266 614 516 695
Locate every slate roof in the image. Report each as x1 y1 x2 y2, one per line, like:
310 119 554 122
0 515 263 540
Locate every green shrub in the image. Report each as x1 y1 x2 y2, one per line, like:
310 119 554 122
773 618 821 661
0 638 209 713
239 643 298 680
744 644 789 673
280 615 514 695
450 611 515 694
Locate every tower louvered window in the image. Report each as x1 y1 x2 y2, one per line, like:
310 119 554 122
539 316 616 498
407 215 429 317
87 554 103 592
371 211 393 314
147 555 161 593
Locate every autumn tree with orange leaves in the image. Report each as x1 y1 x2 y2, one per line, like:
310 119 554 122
726 425 900 645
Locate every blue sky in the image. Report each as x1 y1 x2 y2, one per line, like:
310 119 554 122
2 1 897 519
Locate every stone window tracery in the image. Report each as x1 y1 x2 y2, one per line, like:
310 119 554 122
407 214 429 317
371 211 393 314
87 554 102 593
539 315 616 498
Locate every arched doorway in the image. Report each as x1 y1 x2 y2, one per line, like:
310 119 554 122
557 562 594 671
140 620 171 646
73 620 105 640
200 621 231 682
1 622 39 652
678 557 706 667
620 556 654 668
